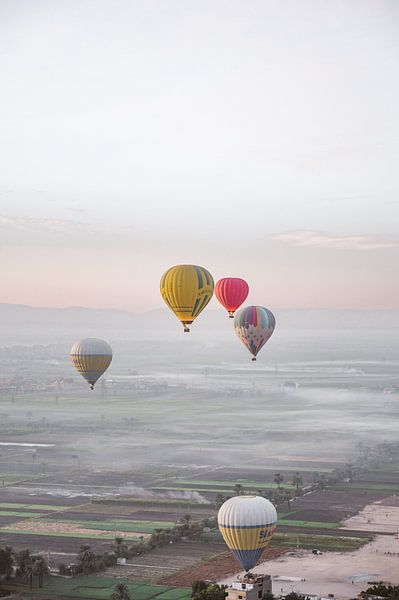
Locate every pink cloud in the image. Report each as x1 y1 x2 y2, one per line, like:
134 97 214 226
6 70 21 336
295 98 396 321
270 230 398 251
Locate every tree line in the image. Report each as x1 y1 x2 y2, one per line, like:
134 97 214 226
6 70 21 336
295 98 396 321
0 547 48 591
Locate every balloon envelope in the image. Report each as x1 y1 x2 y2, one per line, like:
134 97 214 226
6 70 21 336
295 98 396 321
215 277 249 318
218 495 277 572
70 338 112 389
160 264 214 332
234 306 275 360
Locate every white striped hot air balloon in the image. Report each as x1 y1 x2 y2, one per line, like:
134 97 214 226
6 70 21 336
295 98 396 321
70 338 112 390
218 495 277 572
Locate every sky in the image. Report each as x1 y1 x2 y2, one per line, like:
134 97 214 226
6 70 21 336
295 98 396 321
1 0 399 311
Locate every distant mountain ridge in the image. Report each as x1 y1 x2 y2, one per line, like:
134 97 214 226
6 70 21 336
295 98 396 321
1 303 399 330
0 303 136 326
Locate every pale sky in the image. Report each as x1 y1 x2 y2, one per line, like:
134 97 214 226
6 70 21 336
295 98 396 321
1 0 399 311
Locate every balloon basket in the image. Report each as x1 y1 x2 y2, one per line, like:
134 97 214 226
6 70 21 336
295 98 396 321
251 357 256 362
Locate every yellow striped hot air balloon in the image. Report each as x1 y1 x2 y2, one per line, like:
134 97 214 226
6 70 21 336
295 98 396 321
160 264 214 332
70 338 112 389
218 495 277 572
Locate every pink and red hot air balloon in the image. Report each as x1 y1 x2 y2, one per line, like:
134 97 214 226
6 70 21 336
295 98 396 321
215 277 249 318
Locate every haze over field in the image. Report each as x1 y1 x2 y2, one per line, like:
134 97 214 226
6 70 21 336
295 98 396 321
1 304 398 476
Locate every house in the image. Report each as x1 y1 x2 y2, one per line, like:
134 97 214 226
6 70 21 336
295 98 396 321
226 573 272 600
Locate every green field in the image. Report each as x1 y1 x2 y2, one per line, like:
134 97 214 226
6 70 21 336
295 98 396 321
0 427 36 435
373 464 399 473
224 465 335 473
153 483 295 493
0 510 46 518
0 502 70 511
202 528 368 551
172 478 297 489
332 482 399 492
5 575 191 600
270 532 369 551
277 519 340 529
0 473 43 485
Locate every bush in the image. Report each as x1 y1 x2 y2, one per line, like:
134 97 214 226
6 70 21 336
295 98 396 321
58 564 68 575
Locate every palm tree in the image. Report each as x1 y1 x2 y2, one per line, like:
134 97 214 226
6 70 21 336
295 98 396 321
133 536 147 555
0 547 13 580
216 493 229 509
344 462 355 481
0 413 9 427
151 528 162 544
273 473 284 489
16 549 31 576
111 582 131 600
159 530 171 545
77 544 96 574
24 556 34 591
390 588 399 600
271 489 284 507
292 472 303 491
314 473 328 490
169 526 182 541
32 556 49 587
192 580 208 599
183 513 192 527
284 490 292 511
234 483 243 496
114 536 127 558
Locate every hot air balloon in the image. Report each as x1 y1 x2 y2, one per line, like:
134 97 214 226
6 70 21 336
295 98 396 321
160 264 214 332
218 495 277 572
70 338 112 389
234 305 275 361
215 277 249 318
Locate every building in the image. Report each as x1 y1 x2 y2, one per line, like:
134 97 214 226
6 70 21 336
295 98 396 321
226 573 272 600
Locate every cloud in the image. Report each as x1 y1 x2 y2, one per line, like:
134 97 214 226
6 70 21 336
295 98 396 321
0 214 94 247
270 231 399 250
64 207 87 213
0 215 84 230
